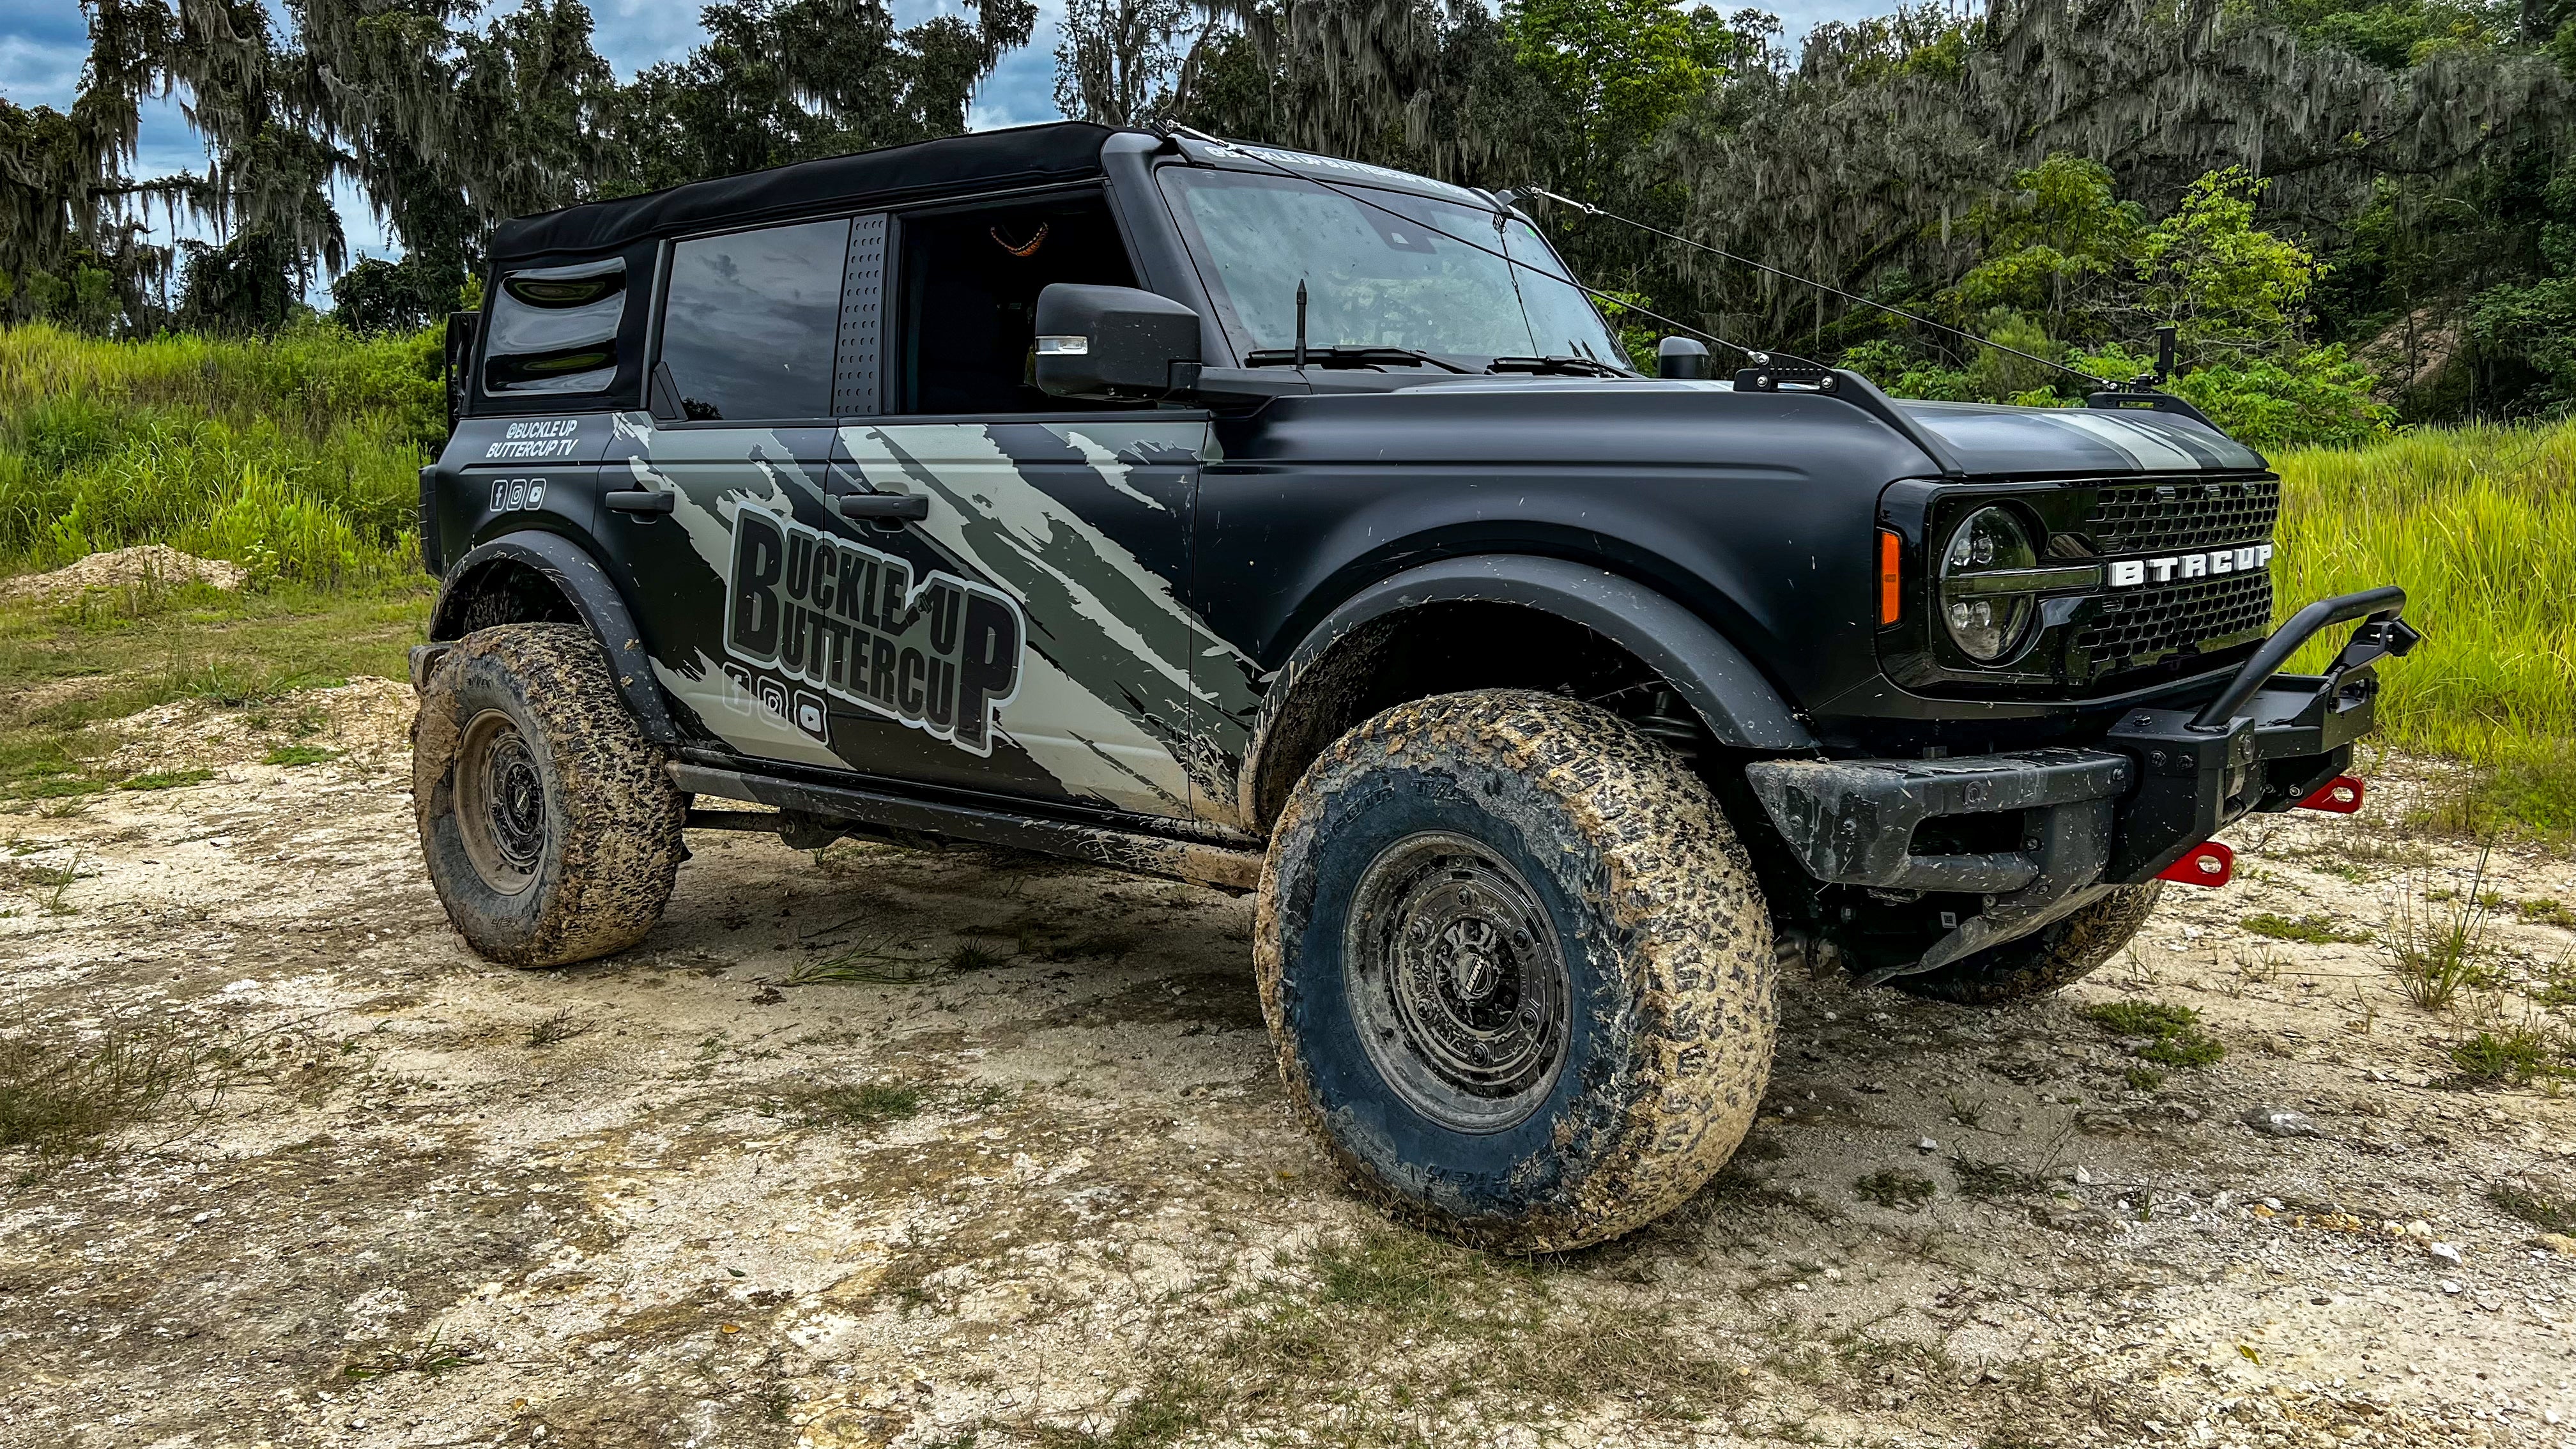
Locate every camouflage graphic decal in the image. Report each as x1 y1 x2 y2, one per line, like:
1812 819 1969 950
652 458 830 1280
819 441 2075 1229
721 506 1025 756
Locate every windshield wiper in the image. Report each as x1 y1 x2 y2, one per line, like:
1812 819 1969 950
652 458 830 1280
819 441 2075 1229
1485 354 1630 377
1241 345 1471 373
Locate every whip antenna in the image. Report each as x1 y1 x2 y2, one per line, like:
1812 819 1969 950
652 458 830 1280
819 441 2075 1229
1524 187 2115 391
1162 125 1811 371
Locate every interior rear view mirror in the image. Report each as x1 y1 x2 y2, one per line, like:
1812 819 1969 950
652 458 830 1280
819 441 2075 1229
1034 284 1201 401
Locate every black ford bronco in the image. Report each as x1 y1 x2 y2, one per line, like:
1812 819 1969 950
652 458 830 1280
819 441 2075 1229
411 121 2414 1250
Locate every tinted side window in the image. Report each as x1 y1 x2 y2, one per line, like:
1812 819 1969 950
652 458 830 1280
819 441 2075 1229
660 218 850 420
486 259 625 394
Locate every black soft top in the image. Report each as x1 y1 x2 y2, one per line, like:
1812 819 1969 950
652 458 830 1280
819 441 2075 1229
488 121 1121 263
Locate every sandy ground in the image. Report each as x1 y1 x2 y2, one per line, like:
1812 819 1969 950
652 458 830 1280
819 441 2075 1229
1 680 2572 1449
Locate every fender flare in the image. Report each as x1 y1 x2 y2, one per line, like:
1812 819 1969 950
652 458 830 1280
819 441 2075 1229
429 531 679 744
1244 555 1816 823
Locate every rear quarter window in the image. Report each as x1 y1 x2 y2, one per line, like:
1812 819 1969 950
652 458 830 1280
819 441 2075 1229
485 259 627 394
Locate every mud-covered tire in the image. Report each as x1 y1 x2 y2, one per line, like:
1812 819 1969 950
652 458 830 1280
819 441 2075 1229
1255 689 1776 1252
411 624 686 968
1889 884 2163 1006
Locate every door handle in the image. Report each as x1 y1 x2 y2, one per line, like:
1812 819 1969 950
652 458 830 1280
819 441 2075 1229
604 489 675 514
838 493 929 522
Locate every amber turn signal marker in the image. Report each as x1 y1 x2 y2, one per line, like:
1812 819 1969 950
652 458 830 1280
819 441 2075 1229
2155 840 2235 887
1876 529 1901 625
2295 774 2366 814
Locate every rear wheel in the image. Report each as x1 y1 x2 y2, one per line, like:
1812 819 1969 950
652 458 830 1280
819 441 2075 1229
1889 884 2163 1006
412 624 685 967
1256 689 1776 1252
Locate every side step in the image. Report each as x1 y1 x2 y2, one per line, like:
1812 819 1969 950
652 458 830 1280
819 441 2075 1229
668 762 1264 893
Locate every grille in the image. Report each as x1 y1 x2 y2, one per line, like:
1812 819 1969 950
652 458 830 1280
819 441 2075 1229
2073 570 2274 677
2083 479 2280 557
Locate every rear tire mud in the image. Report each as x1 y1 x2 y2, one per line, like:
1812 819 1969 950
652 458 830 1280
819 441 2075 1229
412 623 685 967
1256 689 1777 1253
1889 884 2163 1006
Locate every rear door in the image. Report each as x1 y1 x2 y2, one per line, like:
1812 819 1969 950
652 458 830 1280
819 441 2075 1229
597 216 856 770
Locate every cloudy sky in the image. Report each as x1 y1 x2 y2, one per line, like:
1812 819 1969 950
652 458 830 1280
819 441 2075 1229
1 0 1883 274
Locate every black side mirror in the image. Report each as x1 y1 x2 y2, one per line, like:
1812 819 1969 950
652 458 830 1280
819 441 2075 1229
443 309 480 434
1657 335 1710 380
1034 284 1201 401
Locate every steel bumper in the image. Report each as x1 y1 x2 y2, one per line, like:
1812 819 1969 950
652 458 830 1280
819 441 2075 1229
1747 586 2418 977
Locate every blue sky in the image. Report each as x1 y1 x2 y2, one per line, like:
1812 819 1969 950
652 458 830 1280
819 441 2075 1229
1 0 1885 276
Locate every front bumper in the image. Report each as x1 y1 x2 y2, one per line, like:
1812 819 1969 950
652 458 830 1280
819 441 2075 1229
1747 587 2419 979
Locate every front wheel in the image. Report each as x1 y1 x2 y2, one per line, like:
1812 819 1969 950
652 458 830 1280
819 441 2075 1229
412 624 686 967
1256 690 1777 1252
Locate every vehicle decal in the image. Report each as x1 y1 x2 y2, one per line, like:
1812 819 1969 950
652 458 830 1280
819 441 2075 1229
838 421 1262 819
482 417 585 459
721 505 1026 756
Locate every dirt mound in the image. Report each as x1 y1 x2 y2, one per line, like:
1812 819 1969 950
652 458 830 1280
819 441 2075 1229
97 676 416 778
1 546 249 604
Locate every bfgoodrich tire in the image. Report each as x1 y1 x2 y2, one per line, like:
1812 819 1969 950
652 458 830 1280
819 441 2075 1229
412 624 686 967
1889 884 2163 1006
1256 690 1777 1252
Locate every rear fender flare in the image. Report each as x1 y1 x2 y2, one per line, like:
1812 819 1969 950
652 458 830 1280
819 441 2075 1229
1244 555 1816 826
429 532 678 744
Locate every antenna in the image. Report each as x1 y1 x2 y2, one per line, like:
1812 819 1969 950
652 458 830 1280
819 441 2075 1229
1162 124 1798 370
1294 279 1308 369
1522 185 2115 392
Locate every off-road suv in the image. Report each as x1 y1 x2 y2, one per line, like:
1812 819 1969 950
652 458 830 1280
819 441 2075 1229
412 121 2413 1250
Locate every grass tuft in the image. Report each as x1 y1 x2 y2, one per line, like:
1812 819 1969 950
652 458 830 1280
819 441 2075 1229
2488 1181 2575 1234
2239 911 2372 945
2386 851 2497 1011
262 744 339 767
2080 999 2226 1067
1855 1169 1938 1210
0 1021 241 1178
791 1081 924 1129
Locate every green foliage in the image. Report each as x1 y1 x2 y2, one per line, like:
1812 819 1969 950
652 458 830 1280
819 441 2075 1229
2167 346 2397 450
1504 0 1735 158
2136 168 2322 356
0 322 441 585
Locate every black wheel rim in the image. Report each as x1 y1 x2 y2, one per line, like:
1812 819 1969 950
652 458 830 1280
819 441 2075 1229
454 709 546 895
1344 832 1570 1133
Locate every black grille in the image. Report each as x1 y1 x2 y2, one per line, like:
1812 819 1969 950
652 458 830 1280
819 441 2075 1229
2073 571 2274 677
2083 479 2280 557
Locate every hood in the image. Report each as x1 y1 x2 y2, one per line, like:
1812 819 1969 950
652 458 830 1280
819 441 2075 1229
1895 399 2266 475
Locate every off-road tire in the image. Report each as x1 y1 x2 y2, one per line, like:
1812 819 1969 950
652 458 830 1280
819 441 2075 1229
412 623 686 967
1256 689 1776 1252
1889 884 2164 1006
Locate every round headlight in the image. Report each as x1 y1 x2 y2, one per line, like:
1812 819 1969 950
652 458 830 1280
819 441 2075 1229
1939 507 2039 663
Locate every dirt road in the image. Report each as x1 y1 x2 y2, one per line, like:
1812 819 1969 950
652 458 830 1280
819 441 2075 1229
3 680 2572 1448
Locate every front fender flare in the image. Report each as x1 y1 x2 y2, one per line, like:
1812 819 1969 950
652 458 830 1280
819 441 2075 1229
429 532 678 744
1245 555 1816 824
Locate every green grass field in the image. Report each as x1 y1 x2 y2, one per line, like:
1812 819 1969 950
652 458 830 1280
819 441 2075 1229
0 322 2566 836
2274 425 2576 838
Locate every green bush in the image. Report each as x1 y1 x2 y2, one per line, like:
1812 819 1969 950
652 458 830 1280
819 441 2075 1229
0 321 442 586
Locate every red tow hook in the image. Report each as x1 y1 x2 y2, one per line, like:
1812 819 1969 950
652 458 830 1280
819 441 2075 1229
2296 774 2366 814
2156 841 2235 887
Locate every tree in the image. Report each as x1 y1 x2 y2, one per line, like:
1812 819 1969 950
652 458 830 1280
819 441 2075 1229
1054 0 1202 125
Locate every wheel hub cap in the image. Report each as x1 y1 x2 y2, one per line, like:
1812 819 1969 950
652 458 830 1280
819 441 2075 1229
1347 832 1570 1133
455 710 546 895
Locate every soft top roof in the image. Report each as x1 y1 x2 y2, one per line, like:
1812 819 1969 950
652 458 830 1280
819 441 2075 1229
489 121 1121 264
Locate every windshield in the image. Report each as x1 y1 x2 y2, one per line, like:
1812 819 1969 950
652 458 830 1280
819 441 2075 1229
1158 166 1630 369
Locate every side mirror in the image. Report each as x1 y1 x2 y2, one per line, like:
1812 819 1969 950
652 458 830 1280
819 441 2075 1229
1657 336 1710 381
1034 284 1201 400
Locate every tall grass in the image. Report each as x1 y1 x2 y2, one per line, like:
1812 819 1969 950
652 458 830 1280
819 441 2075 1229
2273 423 2576 836
0 322 443 585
